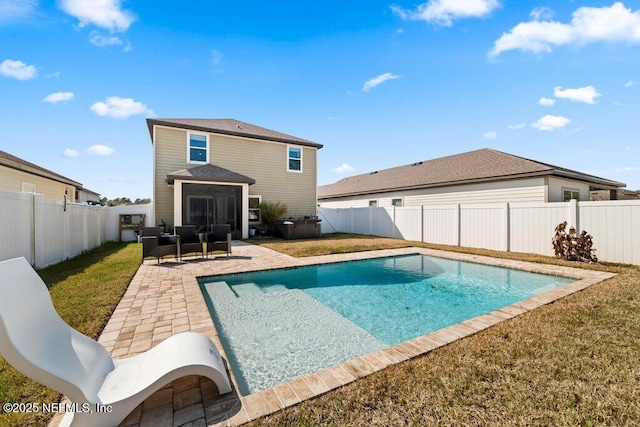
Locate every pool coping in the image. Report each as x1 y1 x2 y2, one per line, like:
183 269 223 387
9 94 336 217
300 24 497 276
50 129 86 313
188 246 616 426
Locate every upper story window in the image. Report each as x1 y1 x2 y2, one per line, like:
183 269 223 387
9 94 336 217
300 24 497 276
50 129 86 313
287 146 302 172
392 198 403 207
188 133 208 164
369 200 377 207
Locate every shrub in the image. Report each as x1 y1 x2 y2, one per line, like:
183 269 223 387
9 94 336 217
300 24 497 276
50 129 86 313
259 201 288 232
552 221 598 263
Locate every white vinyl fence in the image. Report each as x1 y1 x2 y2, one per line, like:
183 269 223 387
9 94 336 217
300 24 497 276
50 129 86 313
318 199 640 265
0 191 154 268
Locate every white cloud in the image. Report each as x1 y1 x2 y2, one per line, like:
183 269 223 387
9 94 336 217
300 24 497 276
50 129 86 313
43 91 74 103
483 131 497 139
0 0 38 22
491 2 640 56
90 96 153 119
0 59 37 80
63 148 79 158
89 31 123 47
362 72 400 92
531 114 571 131
554 85 601 104
614 166 640 172
87 144 115 156
625 80 637 87
539 97 556 106
391 0 500 27
530 7 554 21
59 0 135 32
508 122 526 130
333 163 355 174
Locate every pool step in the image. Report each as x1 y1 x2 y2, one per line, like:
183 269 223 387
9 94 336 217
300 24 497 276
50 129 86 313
233 282 263 297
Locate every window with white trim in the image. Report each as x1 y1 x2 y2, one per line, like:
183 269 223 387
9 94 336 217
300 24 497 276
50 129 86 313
563 189 580 202
287 145 302 172
392 198 403 207
188 133 208 163
249 195 262 223
369 200 377 207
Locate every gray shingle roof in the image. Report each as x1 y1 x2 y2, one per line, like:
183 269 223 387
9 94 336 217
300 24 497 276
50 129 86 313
0 150 81 187
166 163 256 185
147 118 322 148
318 148 625 199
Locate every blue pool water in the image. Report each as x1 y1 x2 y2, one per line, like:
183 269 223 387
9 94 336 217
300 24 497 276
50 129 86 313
199 254 573 395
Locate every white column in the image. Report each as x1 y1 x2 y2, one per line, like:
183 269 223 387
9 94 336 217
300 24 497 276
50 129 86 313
173 182 182 227
242 184 249 239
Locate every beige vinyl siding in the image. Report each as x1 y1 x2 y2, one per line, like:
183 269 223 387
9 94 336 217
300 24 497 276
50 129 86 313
0 165 75 201
319 177 546 208
210 134 317 217
153 126 318 226
547 176 590 202
154 127 188 225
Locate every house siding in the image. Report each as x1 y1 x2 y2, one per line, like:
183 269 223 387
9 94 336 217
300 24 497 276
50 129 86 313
0 165 75 201
153 126 318 227
319 177 547 208
547 176 591 202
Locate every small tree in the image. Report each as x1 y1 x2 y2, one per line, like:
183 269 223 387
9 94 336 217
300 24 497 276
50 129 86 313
259 201 288 232
552 221 598 263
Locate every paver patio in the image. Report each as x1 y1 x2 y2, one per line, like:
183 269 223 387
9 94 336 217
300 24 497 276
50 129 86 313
48 241 615 427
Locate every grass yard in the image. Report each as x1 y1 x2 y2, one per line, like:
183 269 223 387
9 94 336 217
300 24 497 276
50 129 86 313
0 242 140 427
249 234 640 426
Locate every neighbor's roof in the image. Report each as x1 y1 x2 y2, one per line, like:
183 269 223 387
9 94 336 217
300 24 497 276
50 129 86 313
318 148 625 199
166 163 256 185
147 118 323 149
0 150 81 187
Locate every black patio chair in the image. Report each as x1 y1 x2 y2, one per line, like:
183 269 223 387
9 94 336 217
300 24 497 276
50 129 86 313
141 227 178 264
175 225 204 260
205 224 232 257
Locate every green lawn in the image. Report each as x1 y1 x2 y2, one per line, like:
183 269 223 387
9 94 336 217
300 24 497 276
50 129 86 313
0 243 140 427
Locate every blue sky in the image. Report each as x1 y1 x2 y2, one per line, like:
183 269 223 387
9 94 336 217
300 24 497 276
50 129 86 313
1 0 639 199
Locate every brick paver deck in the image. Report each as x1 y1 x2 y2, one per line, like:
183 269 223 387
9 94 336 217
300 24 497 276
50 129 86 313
48 242 615 427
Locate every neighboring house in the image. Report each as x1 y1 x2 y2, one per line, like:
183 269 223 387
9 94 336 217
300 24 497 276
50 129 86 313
75 187 102 204
0 149 81 202
590 188 640 201
146 118 323 238
318 148 625 208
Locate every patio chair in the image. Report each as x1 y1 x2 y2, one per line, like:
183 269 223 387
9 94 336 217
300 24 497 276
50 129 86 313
205 224 232 257
141 227 178 264
175 225 204 260
0 257 232 427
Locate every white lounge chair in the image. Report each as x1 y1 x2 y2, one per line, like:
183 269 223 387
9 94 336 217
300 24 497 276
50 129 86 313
0 257 232 427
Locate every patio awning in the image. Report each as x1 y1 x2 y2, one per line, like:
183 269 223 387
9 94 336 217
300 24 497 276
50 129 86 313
166 163 256 185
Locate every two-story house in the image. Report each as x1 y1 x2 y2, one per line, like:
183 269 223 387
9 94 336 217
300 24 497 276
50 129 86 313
146 118 323 238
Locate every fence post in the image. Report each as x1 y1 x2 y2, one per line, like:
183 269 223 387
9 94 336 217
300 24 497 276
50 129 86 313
32 194 44 268
421 205 425 243
569 199 579 231
503 202 510 252
454 204 461 246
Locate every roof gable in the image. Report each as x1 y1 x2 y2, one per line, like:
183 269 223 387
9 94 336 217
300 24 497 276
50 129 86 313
147 118 322 148
166 163 256 185
318 148 625 199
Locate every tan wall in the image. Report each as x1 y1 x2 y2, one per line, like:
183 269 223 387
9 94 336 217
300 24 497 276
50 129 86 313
153 126 318 226
0 165 75 201
319 177 547 208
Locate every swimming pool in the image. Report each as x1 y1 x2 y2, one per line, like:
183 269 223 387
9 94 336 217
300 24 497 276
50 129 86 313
199 254 574 395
